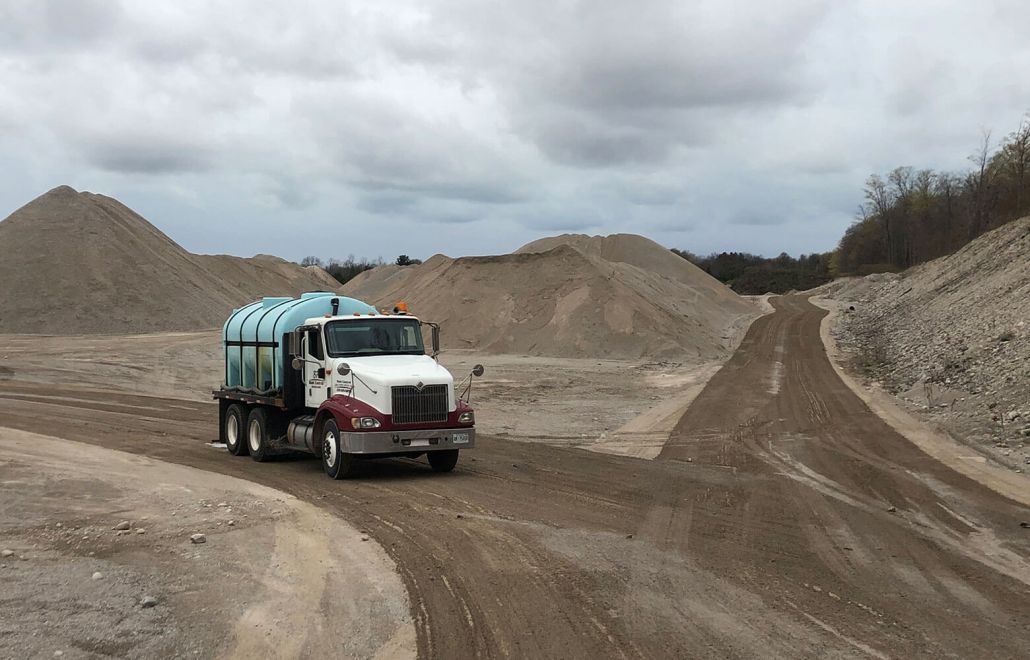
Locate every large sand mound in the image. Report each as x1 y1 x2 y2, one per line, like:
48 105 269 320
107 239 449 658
0 186 340 334
343 235 755 360
519 233 728 292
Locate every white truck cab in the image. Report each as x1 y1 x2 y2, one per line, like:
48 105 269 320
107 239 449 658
215 294 482 479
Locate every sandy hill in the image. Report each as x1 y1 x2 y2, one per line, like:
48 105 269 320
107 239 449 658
0 186 340 334
343 234 755 360
519 233 722 289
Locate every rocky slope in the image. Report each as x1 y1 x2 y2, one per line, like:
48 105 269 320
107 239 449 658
826 217 1030 470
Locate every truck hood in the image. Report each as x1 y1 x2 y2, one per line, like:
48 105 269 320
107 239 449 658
326 354 456 415
333 355 452 385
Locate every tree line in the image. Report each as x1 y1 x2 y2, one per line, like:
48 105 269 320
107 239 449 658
673 249 832 294
837 115 1030 274
300 254 423 285
676 113 1030 293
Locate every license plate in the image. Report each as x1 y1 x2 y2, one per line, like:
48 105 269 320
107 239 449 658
452 433 469 444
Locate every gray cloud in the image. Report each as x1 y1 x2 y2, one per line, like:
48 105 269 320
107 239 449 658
727 214 788 227
0 0 121 53
80 133 213 175
523 215 602 232
1 0 1029 262
400 0 828 166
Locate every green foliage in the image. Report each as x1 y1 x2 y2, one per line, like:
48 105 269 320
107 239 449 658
834 113 1030 274
395 254 423 266
673 249 833 294
299 254 424 285
299 255 384 285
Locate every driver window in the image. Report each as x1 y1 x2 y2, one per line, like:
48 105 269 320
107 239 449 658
306 329 324 360
371 326 393 351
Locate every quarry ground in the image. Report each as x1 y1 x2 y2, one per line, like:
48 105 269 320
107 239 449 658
1 296 1029 658
0 330 724 457
0 430 413 660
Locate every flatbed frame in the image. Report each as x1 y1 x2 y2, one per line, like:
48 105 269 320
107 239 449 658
212 388 286 410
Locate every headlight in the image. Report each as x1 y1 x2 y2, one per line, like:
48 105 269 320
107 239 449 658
351 417 381 429
458 411 475 424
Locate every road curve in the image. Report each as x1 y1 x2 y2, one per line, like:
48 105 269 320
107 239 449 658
1 295 1027 658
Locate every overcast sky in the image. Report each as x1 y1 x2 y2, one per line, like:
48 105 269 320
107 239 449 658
1 1 1028 261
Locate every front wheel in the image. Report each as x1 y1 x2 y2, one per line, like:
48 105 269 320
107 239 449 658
321 419 356 479
428 449 459 473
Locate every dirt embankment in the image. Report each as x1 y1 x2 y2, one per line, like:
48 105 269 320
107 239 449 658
0 428 414 659
820 217 1030 472
3 297 1029 659
344 233 757 361
0 186 340 334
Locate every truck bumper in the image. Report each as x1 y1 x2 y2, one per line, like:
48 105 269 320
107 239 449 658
340 428 475 455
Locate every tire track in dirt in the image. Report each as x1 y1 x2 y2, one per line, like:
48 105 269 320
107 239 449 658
1 295 1028 658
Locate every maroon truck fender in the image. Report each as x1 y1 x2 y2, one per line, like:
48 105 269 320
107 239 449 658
314 394 475 437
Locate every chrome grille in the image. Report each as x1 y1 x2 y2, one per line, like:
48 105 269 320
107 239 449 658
391 384 448 424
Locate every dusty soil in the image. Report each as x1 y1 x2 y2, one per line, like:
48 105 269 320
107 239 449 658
2 296 1028 659
0 333 736 457
818 217 1030 473
0 186 340 334
0 429 413 660
343 233 757 360
0 332 219 402
443 351 728 457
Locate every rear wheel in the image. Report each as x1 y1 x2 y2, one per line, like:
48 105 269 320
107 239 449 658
247 407 271 462
428 449 459 473
321 419 355 479
224 404 248 456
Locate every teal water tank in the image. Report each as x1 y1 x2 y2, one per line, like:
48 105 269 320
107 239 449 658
222 292 376 392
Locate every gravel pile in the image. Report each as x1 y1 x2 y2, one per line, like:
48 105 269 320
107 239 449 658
0 186 341 334
344 233 757 360
828 217 1030 470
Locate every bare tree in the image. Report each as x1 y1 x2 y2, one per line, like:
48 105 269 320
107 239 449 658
966 129 993 239
933 172 960 252
1005 115 1030 215
888 167 916 265
864 174 894 265
912 169 936 261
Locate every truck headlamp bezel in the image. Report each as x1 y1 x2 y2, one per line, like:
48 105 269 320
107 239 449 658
351 416 382 429
458 411 475 424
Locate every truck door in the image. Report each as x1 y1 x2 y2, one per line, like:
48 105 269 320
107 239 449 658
303 328 328 409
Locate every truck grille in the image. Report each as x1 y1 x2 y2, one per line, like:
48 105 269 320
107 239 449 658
391 385 448 424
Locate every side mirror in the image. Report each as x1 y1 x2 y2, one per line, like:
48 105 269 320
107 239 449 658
337 363 351 376
291 357 303 370
290 330 303 357
431 325 440 356
472 364 485 377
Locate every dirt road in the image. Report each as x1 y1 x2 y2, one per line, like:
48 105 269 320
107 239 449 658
1 296 1028 658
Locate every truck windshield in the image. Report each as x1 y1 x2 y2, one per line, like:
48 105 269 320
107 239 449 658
324 319 425 357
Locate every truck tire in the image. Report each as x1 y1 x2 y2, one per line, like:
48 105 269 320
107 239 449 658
224 404 248 456
428 449 459 473
321 419 355 479
247 407 272 462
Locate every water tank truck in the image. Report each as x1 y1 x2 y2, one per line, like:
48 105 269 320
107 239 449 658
213 292 483 478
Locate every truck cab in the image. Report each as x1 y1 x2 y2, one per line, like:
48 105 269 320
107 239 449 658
215 293 480 479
